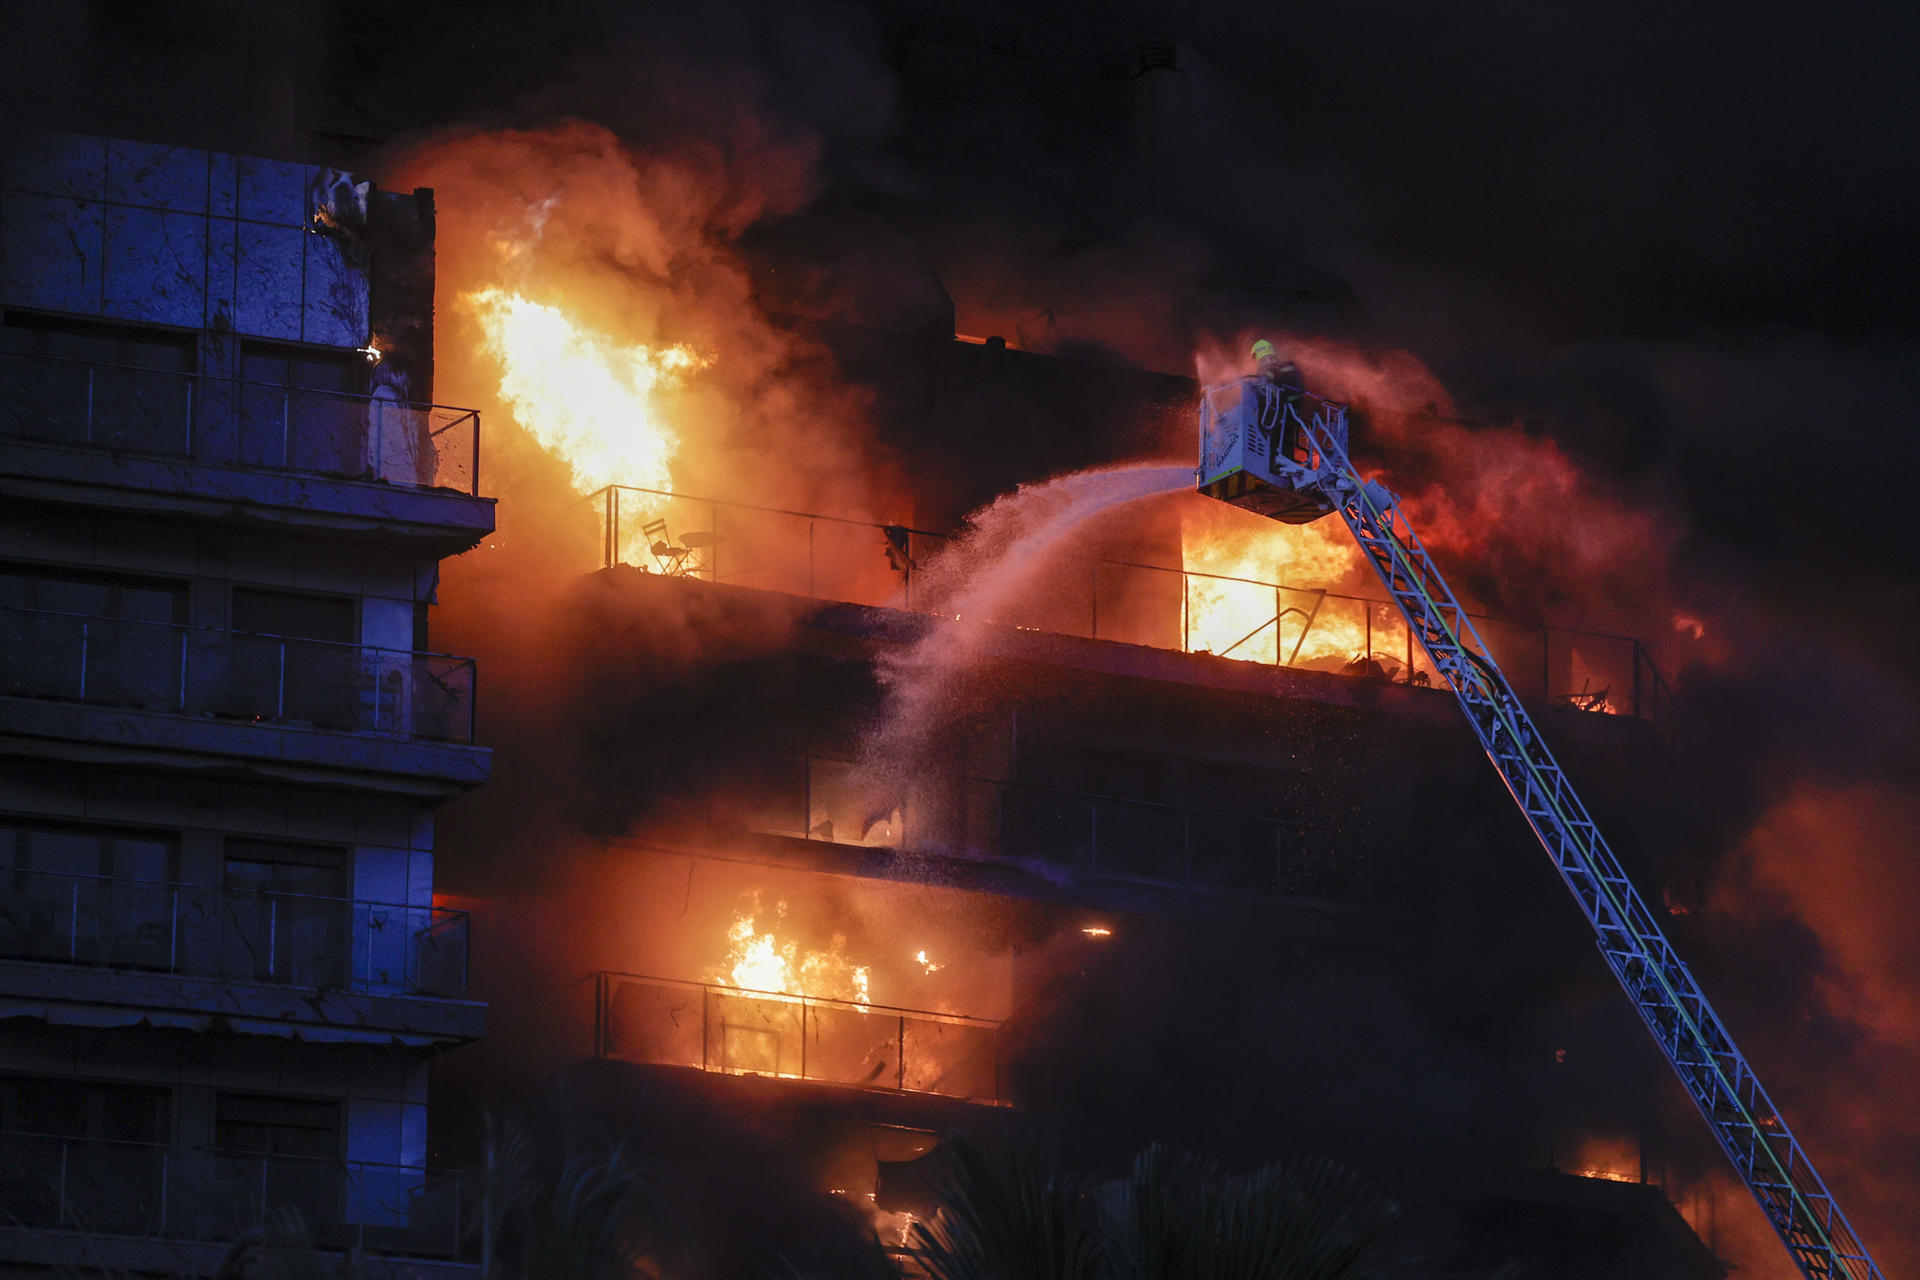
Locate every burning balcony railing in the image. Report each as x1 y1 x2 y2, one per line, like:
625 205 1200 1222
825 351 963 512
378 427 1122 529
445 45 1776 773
0 866 469 998
592 972 1006 1105
0 1133 468 1260
0 606 477 744
588 484 1679 736
733 752 1375 903
0 351 481 495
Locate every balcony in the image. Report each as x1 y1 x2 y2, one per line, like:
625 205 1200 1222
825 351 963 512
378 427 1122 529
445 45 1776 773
0 1133 467 1270
0 352 491 543
724 752 1369 906
0 866 467 995
0 606 487 791
594 972 1005 1105
0 867 481 1043
591 484 1679 738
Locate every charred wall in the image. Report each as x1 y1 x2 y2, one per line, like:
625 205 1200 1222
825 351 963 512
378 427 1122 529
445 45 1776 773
432 566 1719 1259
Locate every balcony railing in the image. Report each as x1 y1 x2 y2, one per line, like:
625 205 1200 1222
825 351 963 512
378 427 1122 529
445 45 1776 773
0 1133 467 1260
0 606 477 744
0 351 481 495
732 752 1371 904
0 866 468 998
593 972 1005 1105
588 484 1679 737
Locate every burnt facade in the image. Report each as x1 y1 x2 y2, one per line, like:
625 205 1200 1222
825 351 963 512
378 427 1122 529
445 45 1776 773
438 506 1723 1276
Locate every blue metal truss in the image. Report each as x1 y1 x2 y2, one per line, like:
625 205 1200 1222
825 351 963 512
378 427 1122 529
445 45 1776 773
1204 393 1885 1280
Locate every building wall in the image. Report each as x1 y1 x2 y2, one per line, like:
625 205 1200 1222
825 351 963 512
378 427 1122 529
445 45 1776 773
1 130 368 347
0 128 484 1271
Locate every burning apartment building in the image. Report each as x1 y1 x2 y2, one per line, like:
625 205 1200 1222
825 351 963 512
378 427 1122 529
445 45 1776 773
0 128 491 1274
0 7 1907 1280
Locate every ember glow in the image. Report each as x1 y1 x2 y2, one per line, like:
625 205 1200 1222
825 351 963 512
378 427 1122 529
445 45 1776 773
466 287 705 511
717 901 871 1005
1567 1133 1640 1185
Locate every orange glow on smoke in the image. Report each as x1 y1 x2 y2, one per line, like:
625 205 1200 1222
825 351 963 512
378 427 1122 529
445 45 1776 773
1180 511 1372 668
1567 1133 1640 1184
717 901 871 1004
466 287 706 512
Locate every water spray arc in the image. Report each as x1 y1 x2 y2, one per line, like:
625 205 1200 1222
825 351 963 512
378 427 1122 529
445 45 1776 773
1197 383 1884 1280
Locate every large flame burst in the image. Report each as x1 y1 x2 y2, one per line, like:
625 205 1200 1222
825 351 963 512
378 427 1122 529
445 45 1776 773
1182 514 1373 668
719 902 871 1006
467 288 705 499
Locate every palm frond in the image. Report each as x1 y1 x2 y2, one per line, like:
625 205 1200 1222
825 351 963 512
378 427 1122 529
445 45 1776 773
767 1224 903 1280
1100 1146 1395 1280
520 1145 697 1280
910 1138 1100 1280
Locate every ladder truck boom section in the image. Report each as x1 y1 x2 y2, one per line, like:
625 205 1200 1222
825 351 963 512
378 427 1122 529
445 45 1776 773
1195 379 1885 1280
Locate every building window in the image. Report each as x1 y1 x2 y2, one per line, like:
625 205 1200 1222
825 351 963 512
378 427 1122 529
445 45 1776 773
230 587 356 644
215 1093 341 1159
0 1075 171 1143
0 311 197 454
0 565 187 709
219 839 349 987
214 1093 344 1228
0 1075 172 1233
238 342 369 479
0 819 180 969
224 587 363 731
240 343 365 397
0 563 186 624
1 311 197 373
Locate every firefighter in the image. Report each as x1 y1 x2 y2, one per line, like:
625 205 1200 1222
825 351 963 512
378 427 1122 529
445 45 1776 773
1250 338 1305 403
1250 338 1306 462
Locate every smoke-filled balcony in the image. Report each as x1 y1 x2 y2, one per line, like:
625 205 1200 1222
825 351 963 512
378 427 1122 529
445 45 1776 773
589 485 1679 736
593 972 1005 1105
719 753 1368 905
0 866 467 996
0 1133 467 1267
0 606 475 740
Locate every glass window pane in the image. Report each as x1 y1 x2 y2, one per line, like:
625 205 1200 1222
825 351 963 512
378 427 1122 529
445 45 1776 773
109 837 173 882
23 829 100 876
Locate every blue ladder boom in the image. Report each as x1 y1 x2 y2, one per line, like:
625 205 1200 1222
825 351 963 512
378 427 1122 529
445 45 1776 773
1196 386 1885 1280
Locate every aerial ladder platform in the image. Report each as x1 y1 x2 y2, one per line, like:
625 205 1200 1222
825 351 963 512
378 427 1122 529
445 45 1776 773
1196 377 1885 1280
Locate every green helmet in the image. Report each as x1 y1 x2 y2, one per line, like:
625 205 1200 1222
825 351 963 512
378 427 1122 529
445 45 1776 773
1251 339 1276 360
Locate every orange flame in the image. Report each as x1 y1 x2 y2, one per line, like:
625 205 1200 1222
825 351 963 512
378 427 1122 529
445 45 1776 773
716 900 870 1005
1566 1132 1641 1184
1180 512 1382 670
466 287 706 514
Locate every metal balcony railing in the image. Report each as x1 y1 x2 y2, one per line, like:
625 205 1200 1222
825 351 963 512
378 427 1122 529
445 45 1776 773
589 484 1679 737
0 351 481 495
733 751 1368 904
593 972 1005 1105
0 1133 468 1260
0 866 468 999
0 606 477 743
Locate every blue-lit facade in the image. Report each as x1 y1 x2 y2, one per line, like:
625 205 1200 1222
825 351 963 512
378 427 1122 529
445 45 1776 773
0 129 491 1277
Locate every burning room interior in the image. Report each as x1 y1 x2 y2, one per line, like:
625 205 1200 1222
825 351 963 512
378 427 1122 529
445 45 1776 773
0 5 1915 1280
